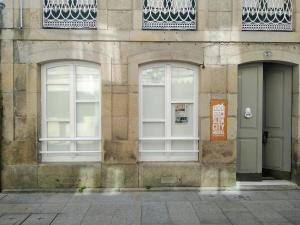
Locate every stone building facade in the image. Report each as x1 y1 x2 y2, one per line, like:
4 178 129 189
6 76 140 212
0 0 300 190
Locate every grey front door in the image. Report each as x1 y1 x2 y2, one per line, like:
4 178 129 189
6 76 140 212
238 63 292 180
238 64 263 176
263 64 292 175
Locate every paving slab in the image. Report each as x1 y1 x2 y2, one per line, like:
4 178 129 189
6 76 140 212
50 213 85 225
0 213 29 225
215 200 248 212
36 203 66 214
192 201 230 225
0 190 299 225
243 202 289 223
61 203 90 214
21 213 57 225
278 210 300 224
167 201 200 225
225 211 263 225
142 202 171 224
9 204 41 213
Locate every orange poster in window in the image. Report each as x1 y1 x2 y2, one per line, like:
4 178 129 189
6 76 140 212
210 99 227 141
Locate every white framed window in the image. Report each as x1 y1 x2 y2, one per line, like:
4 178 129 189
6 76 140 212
139 63 199 161
40 61 101 162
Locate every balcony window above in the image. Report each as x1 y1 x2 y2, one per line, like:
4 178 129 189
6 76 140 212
43 0 97 29
143 0 196 30
242 0 293 31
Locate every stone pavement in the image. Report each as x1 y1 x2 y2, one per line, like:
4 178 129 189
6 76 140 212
1 190 300 225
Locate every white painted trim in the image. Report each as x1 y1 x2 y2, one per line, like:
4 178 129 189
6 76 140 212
139 62 199 161
140 137 199 141
41 61 102 162
39 138 101 141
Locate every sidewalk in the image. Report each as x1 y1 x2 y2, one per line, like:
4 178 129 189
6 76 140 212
0 186 300 225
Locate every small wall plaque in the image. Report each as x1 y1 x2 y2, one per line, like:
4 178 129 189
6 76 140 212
210 99 227 141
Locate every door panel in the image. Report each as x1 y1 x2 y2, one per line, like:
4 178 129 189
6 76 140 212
238 64 263 174
263 64 292 172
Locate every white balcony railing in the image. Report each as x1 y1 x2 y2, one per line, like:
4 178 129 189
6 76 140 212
242 0 293 31
43 0 97 29
143 0 196 30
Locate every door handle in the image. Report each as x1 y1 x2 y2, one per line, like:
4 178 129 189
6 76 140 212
263 131 269 144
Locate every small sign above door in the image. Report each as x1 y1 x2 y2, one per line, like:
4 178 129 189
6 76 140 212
210 99 227 141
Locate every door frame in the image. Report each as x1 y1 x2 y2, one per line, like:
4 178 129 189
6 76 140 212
237 61 295 181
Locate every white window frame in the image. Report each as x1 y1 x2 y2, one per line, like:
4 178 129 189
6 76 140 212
139 62 199 161
40 61 102 162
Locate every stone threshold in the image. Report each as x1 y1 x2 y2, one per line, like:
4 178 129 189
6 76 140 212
2 182 299 193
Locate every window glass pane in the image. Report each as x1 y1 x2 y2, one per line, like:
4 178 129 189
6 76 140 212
47 141 70 152
171 140 194 150
77 141 99 152
141 67 165 84
171 103 194 137
77 103 99 137
47 122 70 137
47 85 70 120
143 86 165 120
171 67 194 101
143 122 165 137
76 66 99 100
47 66 70 84
142 141 165 150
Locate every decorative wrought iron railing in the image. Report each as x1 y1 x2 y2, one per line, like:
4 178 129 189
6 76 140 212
143 0 196 30
242 0 293 31
43 0 97 29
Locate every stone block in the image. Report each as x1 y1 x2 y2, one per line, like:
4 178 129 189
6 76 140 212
207 12 232 31
108 0 132 10
102 116 112 140
112 64 128 85
112 116 128 140
133 10 142 30
103 140 138 163
27 64 40 93
1 63 14 93
1 41 13 64
200 117 210 141
199 94 211 117
112 85 128 93
202 140 236 164
208 0 232 12
139 163 201 187
108 11 132 30
101 164 138 188
2 140 37 165
200 67 212 93
128 93 138 118
14 64 27 91
210 66 227 93
201 164 236 187
227 117 237 140
38 164 101 189
97 10 108 30
128 116 138 141
2 116 14 142
2 165 38 189
228 64 238 93
15 116 27 140
204 46 220 65
112 93 128 117
15 91 27 117
228 94 237 117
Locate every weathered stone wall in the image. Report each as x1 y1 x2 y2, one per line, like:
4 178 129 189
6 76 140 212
0 0 300 189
